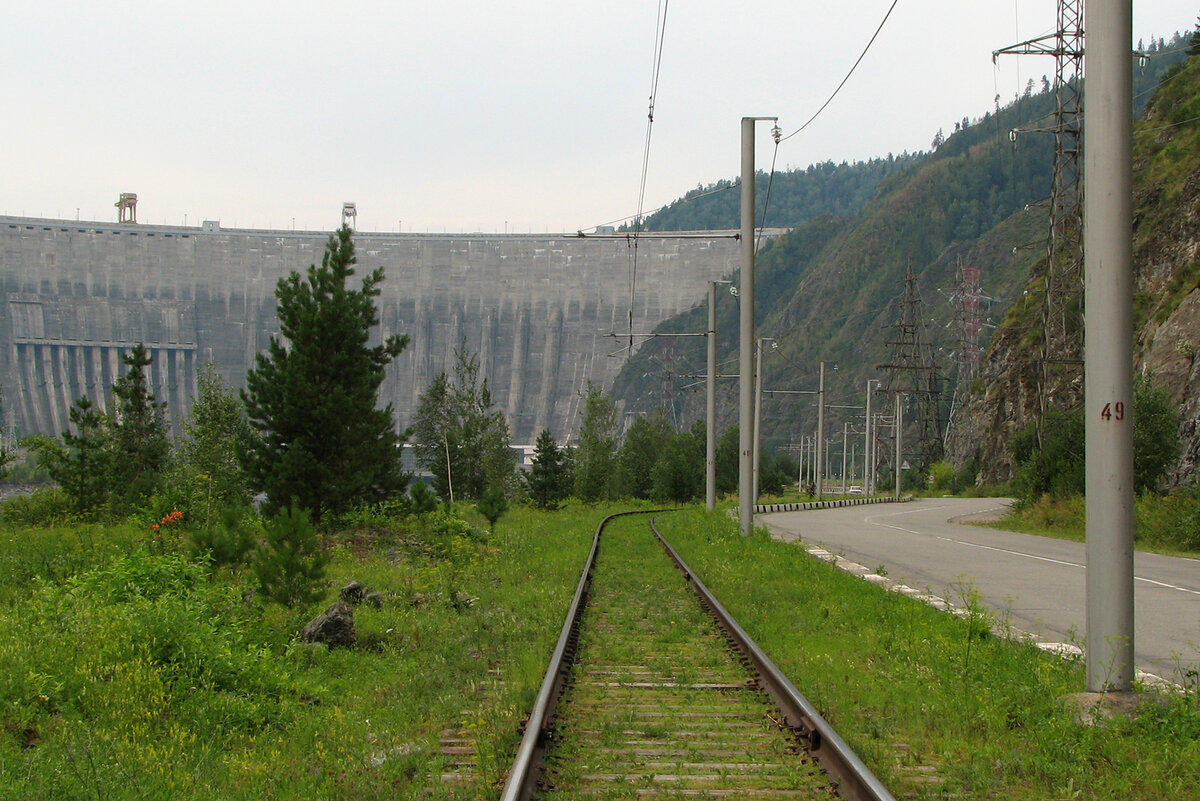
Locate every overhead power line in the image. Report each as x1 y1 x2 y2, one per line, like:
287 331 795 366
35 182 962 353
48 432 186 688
779 0 901 143
595 0 903 237
629 0 671 354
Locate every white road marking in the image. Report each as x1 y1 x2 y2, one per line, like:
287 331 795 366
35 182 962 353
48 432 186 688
861 505 1200 597
863 505 950 523
1135 576 1200 596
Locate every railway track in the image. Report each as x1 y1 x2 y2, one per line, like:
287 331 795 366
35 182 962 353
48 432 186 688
501 512 896 801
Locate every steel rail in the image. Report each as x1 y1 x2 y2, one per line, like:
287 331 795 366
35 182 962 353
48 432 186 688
499 509 666 801
651 520 898 801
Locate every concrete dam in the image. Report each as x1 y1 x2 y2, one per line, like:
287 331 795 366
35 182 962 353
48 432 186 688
0 215 748 444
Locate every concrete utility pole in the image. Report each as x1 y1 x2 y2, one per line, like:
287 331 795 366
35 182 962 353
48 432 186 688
706 280 730 512
816 361 831 499
753 337 775 502
894 393 903 500
738 116 775 537
1084 0 1134 693
799 436 808 492
841 422 849 494
808 434 814 491
864 380 878 495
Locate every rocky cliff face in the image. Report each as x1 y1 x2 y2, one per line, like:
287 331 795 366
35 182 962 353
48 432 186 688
1131 54 1200 484
950 53 1200 486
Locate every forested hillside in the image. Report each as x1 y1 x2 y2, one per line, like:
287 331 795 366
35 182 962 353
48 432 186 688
610 35 1191 484
631 35 1182 235
625 154 922 232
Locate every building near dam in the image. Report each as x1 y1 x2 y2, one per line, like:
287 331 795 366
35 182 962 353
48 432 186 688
0 215 755 444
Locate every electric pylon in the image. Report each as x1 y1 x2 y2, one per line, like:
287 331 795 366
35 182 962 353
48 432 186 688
941 262 994 448
877 262 944 471
993 0 1085 446
658 336 678 427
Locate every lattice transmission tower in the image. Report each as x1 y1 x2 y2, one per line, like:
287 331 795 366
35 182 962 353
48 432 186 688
941 262 996 447
656 336 679 427
993 0 1085 446
878 262 944 471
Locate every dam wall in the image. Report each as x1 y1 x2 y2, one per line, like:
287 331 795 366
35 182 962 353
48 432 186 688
0 216 751 443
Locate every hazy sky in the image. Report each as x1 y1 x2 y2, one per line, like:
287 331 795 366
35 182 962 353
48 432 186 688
1 1 1191 233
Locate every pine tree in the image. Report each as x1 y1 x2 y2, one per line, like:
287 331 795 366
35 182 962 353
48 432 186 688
449 349 513 498
110 343 170 508
241 226 409 524
651 428 703 504
476 483 509 531
0 385 12 479
28 397 112 517
411 372 456 501
715 424 740 495
526 428 569 509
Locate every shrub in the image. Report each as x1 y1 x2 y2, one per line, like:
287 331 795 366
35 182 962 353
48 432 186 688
190 508 256 571
1132 378 1181 494
928 461 955 492
1011 376 1179 503
421 509 486 561
252 503 329 608
79 548 207 604
0 549 291 756
952 449 981 492
0 486 76 526
1134 487 1200 552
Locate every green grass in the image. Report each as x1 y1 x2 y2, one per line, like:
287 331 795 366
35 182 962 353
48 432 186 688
654 508 1200 800
0 503 609 800
975 492 1200 558
6 501 1199 799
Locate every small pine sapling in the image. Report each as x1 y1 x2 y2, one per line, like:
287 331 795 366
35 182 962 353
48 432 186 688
406 480 439 515
252 503 329 607
476 484 509 532
190 507 255 572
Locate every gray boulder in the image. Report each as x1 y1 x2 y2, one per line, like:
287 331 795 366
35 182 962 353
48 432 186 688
339 581 365 604
301 601 356 648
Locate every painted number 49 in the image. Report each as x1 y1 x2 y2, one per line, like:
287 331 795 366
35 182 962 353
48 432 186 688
1100 401 1125 421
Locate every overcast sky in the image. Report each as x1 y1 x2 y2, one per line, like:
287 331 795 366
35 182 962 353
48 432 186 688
1 1 1191 233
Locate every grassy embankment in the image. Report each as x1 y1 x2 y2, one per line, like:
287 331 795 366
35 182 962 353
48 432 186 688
3 503 1198 800
655 509 1200 800
976 490 1200 558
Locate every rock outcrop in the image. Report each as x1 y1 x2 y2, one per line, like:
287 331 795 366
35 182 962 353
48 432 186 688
301 601 356 648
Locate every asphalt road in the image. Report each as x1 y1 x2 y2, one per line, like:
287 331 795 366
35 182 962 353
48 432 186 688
761 497 1200 682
